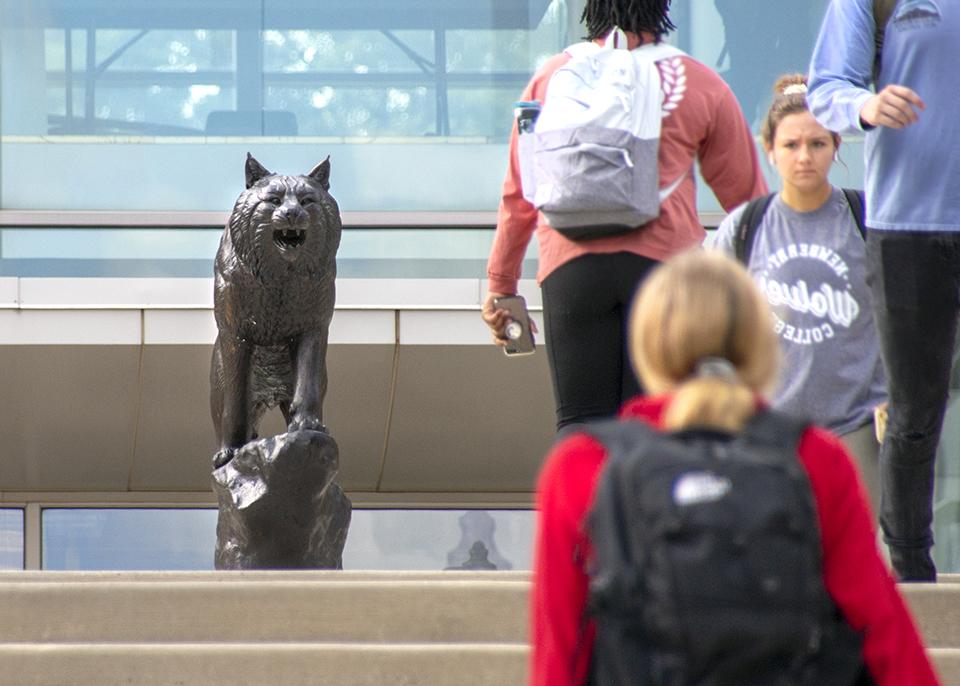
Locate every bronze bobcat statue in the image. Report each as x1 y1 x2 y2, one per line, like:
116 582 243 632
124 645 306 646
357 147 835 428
211 153 342 468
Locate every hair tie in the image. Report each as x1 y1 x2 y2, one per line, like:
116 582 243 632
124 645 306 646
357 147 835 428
695 357 738 381
781 83 807 96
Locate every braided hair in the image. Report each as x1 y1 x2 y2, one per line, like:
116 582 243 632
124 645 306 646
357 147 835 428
581 0 676 41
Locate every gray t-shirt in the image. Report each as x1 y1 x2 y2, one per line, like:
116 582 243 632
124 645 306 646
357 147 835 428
709 187 886 435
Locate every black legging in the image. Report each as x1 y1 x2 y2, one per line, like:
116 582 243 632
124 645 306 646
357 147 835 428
540 251 660 432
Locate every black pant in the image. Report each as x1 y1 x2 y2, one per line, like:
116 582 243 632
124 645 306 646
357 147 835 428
866 230 960 580
540 252 659 432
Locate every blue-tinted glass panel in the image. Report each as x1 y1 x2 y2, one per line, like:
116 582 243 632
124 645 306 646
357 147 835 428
39 507 532 571
0 0 565 211
343 510 534 571
0 226 539 278
702 2 829 127
0 509 25 570
42 508 218 570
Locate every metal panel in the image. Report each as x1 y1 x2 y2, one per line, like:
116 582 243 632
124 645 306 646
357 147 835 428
129 344 394 492
19 278 212 309
0 310 141 345
0 346 141 490
381 345 553 492
0 279 18 308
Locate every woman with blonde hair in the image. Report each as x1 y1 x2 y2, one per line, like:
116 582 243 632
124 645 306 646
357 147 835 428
528 250 937 685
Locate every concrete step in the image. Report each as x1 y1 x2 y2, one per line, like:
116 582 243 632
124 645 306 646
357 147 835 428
902 584 960 649
0 571 956 685
931 649 960 685
0 573 529 643
0 643 956 686
0 642 528 686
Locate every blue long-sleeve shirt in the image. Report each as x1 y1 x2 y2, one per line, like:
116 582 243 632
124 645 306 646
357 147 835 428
807 0 960 231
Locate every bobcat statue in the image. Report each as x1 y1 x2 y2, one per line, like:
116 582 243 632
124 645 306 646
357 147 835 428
210 153 342 468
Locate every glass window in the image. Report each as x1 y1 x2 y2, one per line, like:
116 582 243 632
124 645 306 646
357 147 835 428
1 1 861 214
0 509 25 570
0 0 565 212
343 509 534 571
40 507 533 571
42 508 218 570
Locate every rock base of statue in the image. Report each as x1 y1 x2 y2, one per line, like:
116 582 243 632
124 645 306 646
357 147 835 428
211 429 352 569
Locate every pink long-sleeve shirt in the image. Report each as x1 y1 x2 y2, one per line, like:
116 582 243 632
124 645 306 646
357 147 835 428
487 46 768 295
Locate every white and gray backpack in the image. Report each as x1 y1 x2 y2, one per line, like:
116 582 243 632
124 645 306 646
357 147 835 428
519 28 686 240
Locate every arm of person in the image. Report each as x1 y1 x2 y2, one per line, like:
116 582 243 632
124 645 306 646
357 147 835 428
807 0 923 133
697 85 768 212
528 434 607 686
800 428 941 685
486 113 539 298
484 60 563 342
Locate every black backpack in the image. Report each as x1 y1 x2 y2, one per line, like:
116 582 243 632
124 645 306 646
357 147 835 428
733 189 866 266
583 411 869 686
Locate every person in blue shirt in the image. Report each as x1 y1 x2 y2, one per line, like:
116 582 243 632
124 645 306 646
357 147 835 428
807 0 960 582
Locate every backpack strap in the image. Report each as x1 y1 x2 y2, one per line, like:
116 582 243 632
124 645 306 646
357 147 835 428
636 43 685 62
733 193 776 265
873 0 899 85
563 41 600 59
841 188 868 239
739 410 809 460
578 419 658 610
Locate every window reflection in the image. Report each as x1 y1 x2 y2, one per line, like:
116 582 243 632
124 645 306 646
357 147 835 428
0 509 25 570
42 508 218 570
39 507 534 571
710 1 828 125
4 1 562 139
344 510 534 571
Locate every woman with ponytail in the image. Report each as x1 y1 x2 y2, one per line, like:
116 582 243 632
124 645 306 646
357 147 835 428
528 250 938 686
709 73 886 515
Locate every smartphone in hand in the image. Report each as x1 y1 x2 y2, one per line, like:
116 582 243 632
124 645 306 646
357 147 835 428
494 295 536 356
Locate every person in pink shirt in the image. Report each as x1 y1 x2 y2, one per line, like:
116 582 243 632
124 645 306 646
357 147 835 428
481 0 767 432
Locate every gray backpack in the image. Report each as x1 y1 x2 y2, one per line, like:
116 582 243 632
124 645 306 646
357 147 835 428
518 28 686 240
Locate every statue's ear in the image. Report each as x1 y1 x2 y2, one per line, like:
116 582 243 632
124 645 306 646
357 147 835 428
245 153 272 189
307 156 331 191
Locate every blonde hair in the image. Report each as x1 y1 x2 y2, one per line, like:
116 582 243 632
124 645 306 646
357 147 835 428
629 250 779 433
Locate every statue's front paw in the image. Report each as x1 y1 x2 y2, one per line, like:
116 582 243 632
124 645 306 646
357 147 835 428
288 416 327 434
212 448 236 469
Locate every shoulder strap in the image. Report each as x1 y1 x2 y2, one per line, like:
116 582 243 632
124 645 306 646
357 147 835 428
873 0 898 84
841 188 867 240
563 41 600 60
635 43 685 62
734 193 776 265
580 418 657 464
740 410 809 458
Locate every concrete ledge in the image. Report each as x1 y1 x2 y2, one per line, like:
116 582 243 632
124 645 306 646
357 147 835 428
0 577 529 643
901 585 960 648
930 648 960 684
0 642 954 686
0 642 528 686
0 570 531 582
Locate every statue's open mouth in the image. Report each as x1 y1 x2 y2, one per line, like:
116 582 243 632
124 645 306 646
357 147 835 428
273 227 306 250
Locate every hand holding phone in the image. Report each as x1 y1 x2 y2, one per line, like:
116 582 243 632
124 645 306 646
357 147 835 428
493 295 536 356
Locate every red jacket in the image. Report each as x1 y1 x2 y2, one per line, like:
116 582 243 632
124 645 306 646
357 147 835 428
487 46 767 295
529 395 940 686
